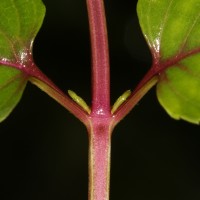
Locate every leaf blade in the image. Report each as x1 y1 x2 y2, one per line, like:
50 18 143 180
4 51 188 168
137 0 200 124
0 0 45 122
0 66 27 122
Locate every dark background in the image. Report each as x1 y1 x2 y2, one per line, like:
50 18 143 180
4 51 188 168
0 0 200 199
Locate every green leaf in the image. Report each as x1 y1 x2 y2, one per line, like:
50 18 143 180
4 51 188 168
137 0 200 124
0 66 27 121
0 0 45 122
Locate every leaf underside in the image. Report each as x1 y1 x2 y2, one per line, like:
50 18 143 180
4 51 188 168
137 0 200 124
0 0 45 122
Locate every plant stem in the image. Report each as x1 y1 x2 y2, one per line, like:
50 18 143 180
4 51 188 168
87 120 113 200
86 0 110 115
86 0 112 199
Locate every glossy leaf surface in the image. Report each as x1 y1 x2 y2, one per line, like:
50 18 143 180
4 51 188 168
0 0 45 122
137 0 200 124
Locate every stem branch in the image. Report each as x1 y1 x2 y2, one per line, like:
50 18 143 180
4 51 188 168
113 73 159 125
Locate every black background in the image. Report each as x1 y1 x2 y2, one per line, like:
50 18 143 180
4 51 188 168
0 0 200 199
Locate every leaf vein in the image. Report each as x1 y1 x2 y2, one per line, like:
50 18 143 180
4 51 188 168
0 72 23 91
158 0 174 49
178 12 200 54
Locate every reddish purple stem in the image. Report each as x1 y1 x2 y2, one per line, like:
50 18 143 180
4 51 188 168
87 0 110 116
86 1 113 200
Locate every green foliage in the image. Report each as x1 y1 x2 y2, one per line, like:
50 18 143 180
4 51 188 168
137 0 200 124
0 0 45 122
0 66 26 121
